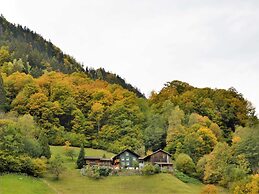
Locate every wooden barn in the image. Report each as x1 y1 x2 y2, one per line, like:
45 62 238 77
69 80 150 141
139 149 173 170
85 156 112 167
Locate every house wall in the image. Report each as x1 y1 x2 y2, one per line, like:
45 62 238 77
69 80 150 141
149 151 170 163
86 159 100 166
85 159 112 166
117 151 138 168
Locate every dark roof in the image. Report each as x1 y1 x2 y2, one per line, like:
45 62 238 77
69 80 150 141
140 149 172 160
154 162 173 165
85 156 101 160
112 149 140 159
85 156 112 161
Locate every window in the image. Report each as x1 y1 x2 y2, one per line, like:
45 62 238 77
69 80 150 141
126 162 129 166
126 157 129 161
133 157 136 161
126 152 129 156
121 157 125 161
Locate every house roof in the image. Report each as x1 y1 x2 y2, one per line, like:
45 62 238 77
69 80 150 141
85 156 112 161
154 162 173 166
112 149 140 159
139 149 172 160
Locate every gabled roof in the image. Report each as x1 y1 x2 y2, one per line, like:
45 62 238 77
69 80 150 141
112 149 140 159
140 149 172 160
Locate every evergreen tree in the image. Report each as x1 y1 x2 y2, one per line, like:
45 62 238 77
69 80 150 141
38 132 51 159
0 74 6 111
76 144 85 169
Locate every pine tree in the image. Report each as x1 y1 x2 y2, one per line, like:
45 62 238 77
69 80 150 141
38 132 51 159
76 144 85 169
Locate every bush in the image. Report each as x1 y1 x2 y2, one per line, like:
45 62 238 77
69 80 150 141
85 165 112 179
86 166 101 179
154 164 161 174
196 155 208 180
98 166 112 177
175 153 196 176
31 158 47 177
0 152 46 177
48 155 65 180
174 169 201 184
200 184 218 194
141 163 160 175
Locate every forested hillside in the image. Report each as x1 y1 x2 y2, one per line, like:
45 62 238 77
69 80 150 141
0 15 144 97
2 72 144 153
0 16 258 193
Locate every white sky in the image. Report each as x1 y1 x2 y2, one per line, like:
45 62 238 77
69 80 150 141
1 0 259 114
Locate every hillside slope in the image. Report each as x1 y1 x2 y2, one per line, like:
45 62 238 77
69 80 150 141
0 15 144 97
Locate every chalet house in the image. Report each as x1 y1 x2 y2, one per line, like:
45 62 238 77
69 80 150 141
85 156 112 167
84 149 173 170
139 149 173 170
112 149 140 169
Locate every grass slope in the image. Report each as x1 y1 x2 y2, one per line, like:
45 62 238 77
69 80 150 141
45 146 207 194
46 172 204 194
0 174 55 194
0 146 229 194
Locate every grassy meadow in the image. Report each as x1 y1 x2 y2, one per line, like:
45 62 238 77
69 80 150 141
0 174 55 194
0 146 229 194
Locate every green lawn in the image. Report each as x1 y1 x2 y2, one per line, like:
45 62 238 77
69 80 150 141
0 146 229 194
0 174 55 194
45 172 205 194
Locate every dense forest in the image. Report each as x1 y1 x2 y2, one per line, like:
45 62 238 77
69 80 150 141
0 15 258 193
0 15 144 97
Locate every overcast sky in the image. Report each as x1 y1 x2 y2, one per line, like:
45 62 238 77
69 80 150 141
1 0 259 114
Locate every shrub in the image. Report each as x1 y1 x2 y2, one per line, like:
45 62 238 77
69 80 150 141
175 153 196 176
98 166 112 177
200 184 218 194
31 158 47 177
154 164 161 174
85 165 112 179
86 166 101 179
48 155 65 180
174 169 201 184
141 163 160 175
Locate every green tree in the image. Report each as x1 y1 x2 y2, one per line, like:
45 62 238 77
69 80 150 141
175 153 196 176
166 106 185 154
76 144 85 169
0 74 7 111
203 143 232 184
38 132 51 159
0 46 10 66
91 102 104 136
233 125 259 173
64 142 76 161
